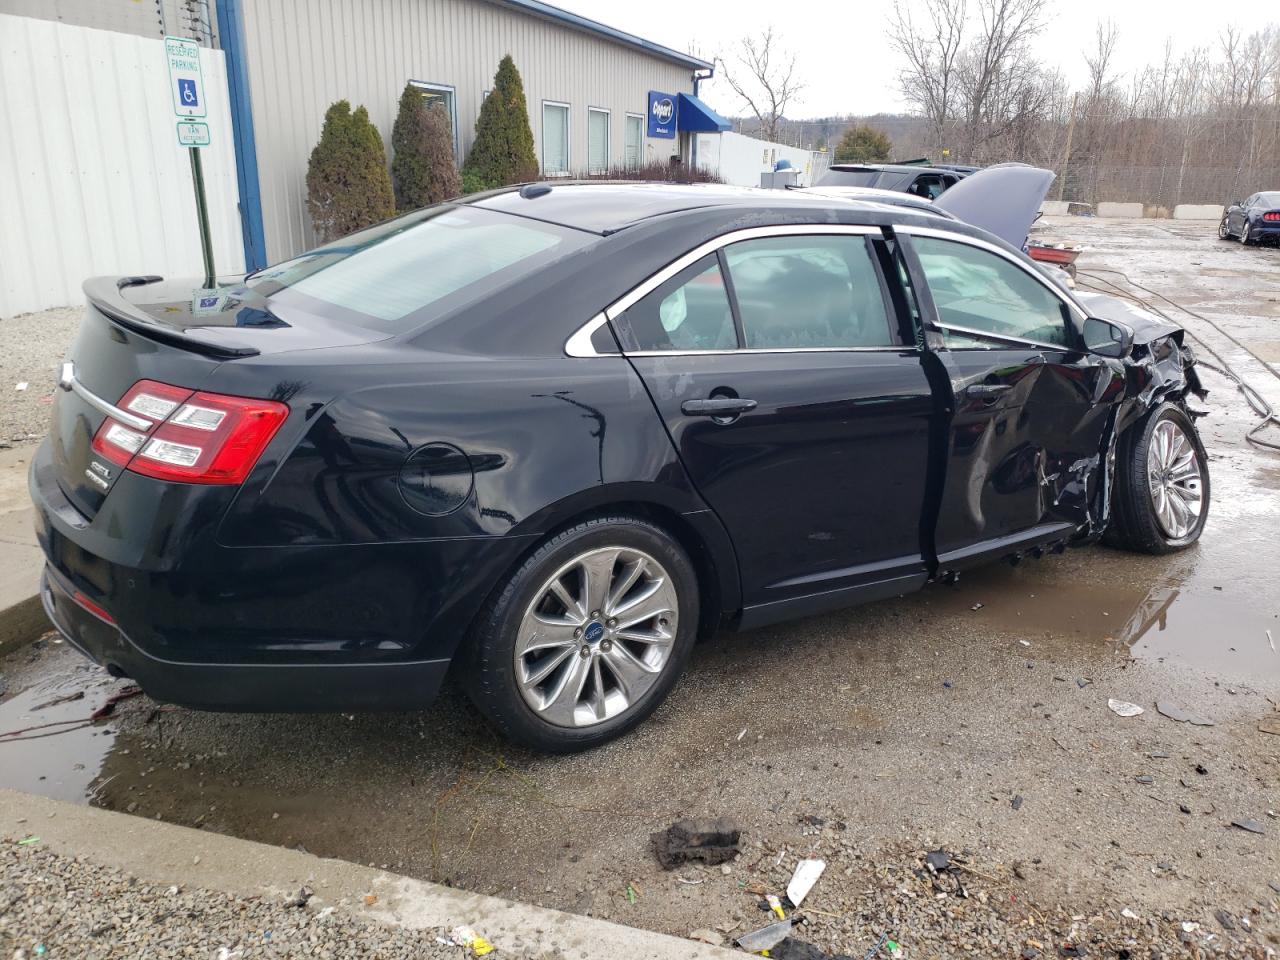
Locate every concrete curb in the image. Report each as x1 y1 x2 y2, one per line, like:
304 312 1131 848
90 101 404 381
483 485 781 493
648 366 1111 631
0 594 49 659
0 789 735 959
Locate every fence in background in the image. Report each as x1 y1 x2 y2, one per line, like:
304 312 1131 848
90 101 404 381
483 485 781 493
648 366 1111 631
0 14 243 318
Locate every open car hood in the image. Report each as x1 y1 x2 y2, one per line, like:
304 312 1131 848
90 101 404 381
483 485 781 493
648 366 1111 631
933 163 1056 248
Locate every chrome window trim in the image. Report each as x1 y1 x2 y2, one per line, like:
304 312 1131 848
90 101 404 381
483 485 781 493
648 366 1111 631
564 313 611 358
936 322 1070 353
564 224 885 358
895 224 1089 326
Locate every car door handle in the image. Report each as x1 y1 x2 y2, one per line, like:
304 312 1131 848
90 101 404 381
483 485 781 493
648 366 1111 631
681 398 758 417
966 383 1014 399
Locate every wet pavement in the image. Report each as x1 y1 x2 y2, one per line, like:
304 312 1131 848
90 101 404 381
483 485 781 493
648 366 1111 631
1 218 1278 955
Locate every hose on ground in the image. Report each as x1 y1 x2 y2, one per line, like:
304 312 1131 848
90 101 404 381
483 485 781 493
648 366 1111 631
1075 268 1280 453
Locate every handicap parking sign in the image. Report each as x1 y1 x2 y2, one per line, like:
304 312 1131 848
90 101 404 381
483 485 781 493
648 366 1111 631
178 78 199 110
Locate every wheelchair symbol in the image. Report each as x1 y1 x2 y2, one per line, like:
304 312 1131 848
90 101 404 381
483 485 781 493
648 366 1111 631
178 78 199 109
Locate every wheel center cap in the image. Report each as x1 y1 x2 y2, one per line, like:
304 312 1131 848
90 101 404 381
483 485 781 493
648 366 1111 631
583 621 605 644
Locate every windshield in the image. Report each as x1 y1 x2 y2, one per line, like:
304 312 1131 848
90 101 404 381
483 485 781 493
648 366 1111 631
817 168 914 191
245 205 591 332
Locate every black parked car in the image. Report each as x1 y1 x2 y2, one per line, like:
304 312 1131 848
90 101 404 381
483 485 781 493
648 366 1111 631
32 180 1209 751
817 163 967 199
1219 191 1280 245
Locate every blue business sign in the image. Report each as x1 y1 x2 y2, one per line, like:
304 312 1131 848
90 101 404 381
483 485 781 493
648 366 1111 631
647 91 676 139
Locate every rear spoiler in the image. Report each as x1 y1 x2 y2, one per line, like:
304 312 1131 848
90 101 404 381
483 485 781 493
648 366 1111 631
84 276 260 360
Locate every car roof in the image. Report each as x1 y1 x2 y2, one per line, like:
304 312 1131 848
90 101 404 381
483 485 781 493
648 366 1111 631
464 181 896 234
826 163 956 175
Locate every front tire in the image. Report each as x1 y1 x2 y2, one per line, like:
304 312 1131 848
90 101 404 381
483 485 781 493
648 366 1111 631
463 516 699 752
1108 403 1209 554
1218 217 1233 240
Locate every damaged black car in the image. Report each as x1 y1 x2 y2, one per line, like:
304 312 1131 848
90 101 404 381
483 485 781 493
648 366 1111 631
31 170 1208 752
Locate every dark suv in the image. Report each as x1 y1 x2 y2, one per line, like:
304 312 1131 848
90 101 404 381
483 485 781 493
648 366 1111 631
817 163 966 199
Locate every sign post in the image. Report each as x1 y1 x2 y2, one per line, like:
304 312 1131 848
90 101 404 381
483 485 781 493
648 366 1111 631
164 36 215 288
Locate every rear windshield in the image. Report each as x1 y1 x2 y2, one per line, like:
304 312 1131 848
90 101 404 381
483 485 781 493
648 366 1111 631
818 169 914 191
245 205 591 332
1259 192 1280 206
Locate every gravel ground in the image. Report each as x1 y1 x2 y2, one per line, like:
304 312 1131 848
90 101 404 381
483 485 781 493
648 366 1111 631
0 306 79 446
0 841 507 960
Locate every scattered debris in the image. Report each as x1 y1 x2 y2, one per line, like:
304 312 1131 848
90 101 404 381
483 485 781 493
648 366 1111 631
448 925 494 956
689 929 724 946
363 893 377 906
1258 716 1280 736
1076 678 1091 689
925 850 950 873
737 919 793 952
786 858 826 908
1179 804 1192 815
16 836 39 846
971 602 984 611
772 937 833 960
284 886 313 908
1268 629 1275 653
1194 764 1208 776
625 883 638 904
1120 908 1139 920
1181 922 1200 934
1011 795 1024 811
1057 944 1086 958
15 382 28 392
1156 701 1214 726
1214 909 1236 931
1231 818 1265 835
652 817 742 869
1134 775 1154 785
767 893 787 919
1107 699 1144 718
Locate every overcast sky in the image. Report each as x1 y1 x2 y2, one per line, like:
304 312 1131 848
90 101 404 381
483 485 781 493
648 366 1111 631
560 0 1277 118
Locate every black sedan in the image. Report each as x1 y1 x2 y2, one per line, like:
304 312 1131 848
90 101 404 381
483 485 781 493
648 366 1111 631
1219 191 1280 245
31 182 1209 751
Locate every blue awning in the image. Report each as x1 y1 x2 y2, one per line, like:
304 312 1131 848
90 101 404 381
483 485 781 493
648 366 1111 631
677 93 730 133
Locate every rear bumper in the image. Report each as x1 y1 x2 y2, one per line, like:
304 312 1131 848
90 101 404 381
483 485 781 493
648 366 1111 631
41 565 450 711
29 437 528 712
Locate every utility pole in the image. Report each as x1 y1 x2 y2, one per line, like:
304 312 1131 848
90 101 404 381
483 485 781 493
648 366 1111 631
1056 92 1079 202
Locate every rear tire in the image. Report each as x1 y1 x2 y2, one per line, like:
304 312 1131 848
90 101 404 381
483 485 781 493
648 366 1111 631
1107 403 1209 554
462 515 699 752
1240 220 1253 245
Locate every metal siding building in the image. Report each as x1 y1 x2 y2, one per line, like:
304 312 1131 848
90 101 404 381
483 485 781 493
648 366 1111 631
235 0 705 261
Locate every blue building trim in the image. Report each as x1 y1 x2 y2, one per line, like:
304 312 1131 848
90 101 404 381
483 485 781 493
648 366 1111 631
215 0 268 271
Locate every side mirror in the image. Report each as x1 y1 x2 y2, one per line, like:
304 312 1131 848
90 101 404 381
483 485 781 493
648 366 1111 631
1083 316 1134 359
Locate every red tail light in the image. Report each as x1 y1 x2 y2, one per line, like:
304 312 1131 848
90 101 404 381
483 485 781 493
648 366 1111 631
90 380 289 485
1264 212 1280 222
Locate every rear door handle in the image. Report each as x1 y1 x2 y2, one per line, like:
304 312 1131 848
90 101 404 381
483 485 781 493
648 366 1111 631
965 383 1013 400
681 398 758 417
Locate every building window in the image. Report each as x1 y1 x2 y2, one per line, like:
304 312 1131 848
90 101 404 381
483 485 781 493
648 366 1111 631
625 113 643 170
409 81 458 156
542 101 570 176
587 108 610 175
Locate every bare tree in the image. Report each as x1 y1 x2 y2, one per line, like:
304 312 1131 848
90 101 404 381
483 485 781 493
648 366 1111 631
955 0 1051 154
889 0 967 154
717 27 804 143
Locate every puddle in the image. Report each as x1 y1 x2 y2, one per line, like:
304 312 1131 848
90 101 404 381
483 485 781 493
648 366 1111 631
921 557 1279 678
0 654 125 802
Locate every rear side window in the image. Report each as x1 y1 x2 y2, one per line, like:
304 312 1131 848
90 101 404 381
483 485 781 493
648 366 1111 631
245 206 589 332
724 236 894 348
622 255 737 352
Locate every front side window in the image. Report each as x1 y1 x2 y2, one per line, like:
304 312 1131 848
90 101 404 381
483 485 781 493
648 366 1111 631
724 235 895 348
543 102 570 175
587 108 610 175
912 236 1073 347
622 255 736 352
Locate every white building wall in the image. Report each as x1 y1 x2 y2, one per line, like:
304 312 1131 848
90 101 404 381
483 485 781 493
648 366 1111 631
696 130 820 188
0 15 244 318
236 0 698 262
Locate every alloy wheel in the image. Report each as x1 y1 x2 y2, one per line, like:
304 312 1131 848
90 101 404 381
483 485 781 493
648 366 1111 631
1146 419 1204 541
515 546 679 727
